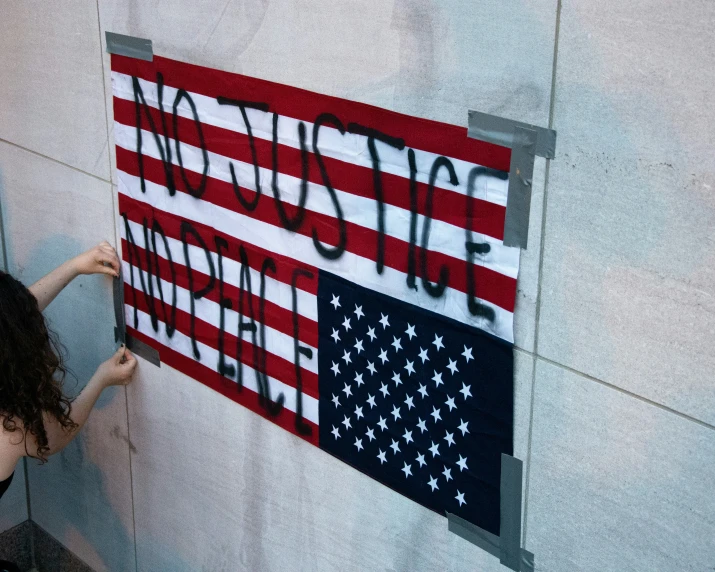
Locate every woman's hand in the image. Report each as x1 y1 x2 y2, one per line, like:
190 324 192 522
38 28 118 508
93 346 137 388
72 241 120 278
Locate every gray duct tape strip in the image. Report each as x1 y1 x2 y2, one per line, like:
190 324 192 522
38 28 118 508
113 271 160 366
113 273 126 345
467 110 556 159
126 334 161 368
503 127 537 249
446 454 533 572
447 513 534 572
105 31 153 61
500 453 524 569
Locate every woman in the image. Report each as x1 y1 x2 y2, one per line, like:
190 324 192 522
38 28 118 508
0 241 137 501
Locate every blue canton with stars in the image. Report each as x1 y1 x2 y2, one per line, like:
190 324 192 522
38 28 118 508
317 271 513 536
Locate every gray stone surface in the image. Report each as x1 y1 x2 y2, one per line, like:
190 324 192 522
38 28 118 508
537 1 715 424
0 142 135 572
33 523 94 572
525 359 715 572
0 1 110 180
0 521 32 571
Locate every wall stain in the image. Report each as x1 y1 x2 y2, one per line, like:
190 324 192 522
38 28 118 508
110 425 137 454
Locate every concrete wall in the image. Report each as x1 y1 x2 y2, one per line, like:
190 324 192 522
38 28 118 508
0 1 712 571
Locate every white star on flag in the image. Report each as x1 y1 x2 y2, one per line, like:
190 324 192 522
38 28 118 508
354 305 364 320
432 371 443 387
457 455 468 472
379 313 390 329
402 429 413 444
418 347 429 363
432 334 444 351
444 431 455 447
458 419 469 435
330 294 341 310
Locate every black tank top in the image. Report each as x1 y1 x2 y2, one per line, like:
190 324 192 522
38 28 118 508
0 472 14 500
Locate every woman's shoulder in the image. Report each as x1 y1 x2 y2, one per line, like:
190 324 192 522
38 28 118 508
0 415 26 480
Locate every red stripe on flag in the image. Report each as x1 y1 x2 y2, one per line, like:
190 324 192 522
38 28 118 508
121 238 318 348
124 284 319 399
126 325 320 446
113 96 507 241
111 54 511 172
118 151 517 313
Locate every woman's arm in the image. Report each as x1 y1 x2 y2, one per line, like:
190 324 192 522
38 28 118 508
29 241 120 312
27 346 137 457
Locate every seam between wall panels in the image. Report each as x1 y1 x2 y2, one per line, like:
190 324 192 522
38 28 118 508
522 351 715 432
94 2 139 571
521 0 563 548
0 138 112 185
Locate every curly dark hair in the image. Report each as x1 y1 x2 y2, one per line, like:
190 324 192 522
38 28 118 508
0 270 77 461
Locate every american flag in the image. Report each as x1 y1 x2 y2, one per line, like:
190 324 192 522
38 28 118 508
110 54 517 535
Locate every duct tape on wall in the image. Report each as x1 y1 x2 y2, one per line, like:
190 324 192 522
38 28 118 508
447 454 533 571
503 127 537 249
113 270 160 367
105 31 153 61
467 110 556 160
467 110 557 250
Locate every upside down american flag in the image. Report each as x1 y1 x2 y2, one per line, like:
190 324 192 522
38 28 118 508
111 53 517 536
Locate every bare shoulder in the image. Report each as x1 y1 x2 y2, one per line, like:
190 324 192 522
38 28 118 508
0 415 27 480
